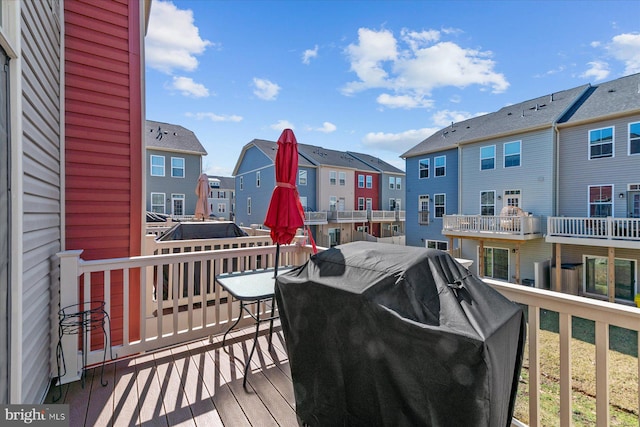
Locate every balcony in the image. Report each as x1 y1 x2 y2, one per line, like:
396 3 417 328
547 216 640 249
443 214 543 241
52 243 640 426
304 210 328 225
326 209 368 223
368 210 397 222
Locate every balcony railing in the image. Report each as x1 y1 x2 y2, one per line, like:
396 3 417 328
396 210 406 221
56 244 640 426
443 214 543 239
418 210 430 225
547 216 640 247
304 211 328 224
327 210 368 222
368 210 397 222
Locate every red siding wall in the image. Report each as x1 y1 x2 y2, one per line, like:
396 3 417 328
65 0 143 344
354 172 381 236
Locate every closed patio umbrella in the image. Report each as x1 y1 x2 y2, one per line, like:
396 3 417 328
194 173 211 220
264 129 314 274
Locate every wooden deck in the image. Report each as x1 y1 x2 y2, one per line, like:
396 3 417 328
45 324 298 427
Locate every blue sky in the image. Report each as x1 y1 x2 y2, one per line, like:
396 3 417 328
145 0 640 176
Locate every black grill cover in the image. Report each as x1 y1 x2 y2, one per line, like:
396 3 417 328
275 242 525 427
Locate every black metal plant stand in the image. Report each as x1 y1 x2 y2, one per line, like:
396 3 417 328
54 301 113 401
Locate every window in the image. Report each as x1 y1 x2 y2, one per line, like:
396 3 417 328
396 177 401 190
504 189 521 207
330 171 337 185
389 176 395 190
339 171 346 186
426 240 448 251
256 171 261 187
329 196 337 211
483 247 509 280
419 159 429 178
434 193 445 218
480 146 495 170
389 199 397 210
239 176 243 190
589 185 612 217
358 174 364 188
418 195 429 225
589 126 614 159
366 175 372 188
504 141 521 167
217 203 226 213
584 256 636 302
150 155 165 176
435 156 446 177
481 191 495 216
358 197 365 210
366 198 372 210
217 191 226 198
299 170 307 186
171 157 185 178
629 122 640 155
247 197 251 215
151 193 165 213
171 194 185 216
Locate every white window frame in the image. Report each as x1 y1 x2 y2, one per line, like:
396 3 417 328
503 141 521 168
358 174 364 188
150 192 165 214
256 170 261 188
389 176 395 190
418 195 429 225
366 175 372 189
150 155 165 176
239 176 243 191
329 195 337 211
482 246 510 281
419 158 429 179
434 156 446 177
329 171 337 185
434 193 445 218
299 170 307 186
426 240 448 251
171 157 185 178
480 145 495 170
358 197 365 210
480 190 496 216
217 203 226 213
396 177 401 190
171 193 185 216
338 171 346 186
629 121 640 156
588 184 613 217
247 197 251 215
366 198 373 210
589 126 614 159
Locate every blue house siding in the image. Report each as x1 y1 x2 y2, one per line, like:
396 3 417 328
146 149 203 215
405 148 458 248
298 166 317 211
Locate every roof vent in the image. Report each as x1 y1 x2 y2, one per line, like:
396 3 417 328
608 89 616 93
550 93 554 102
508 112 512 116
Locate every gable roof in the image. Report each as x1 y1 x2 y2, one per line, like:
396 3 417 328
561 73 640 125
346 151 404 174
401 84 590 158
232 138 316 176
208 175 235 189
145 120 207 155
297 144 378 172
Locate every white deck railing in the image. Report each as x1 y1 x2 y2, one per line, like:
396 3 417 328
443 214 542 235
547 216 640 241
327 210 368 222
56 244 640 427
369 210 397 221
57 243 317 385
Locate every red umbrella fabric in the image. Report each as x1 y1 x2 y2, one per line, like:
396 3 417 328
264 129 305 245
194 173 211 220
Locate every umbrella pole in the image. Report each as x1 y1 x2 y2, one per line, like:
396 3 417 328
274 243 280 277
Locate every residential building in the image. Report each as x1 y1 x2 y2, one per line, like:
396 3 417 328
207 175 235 221
145 120 207 217
1 0 149 404
547 73 640 304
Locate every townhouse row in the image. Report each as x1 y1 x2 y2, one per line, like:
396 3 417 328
402 73 640 305
233 139 406 248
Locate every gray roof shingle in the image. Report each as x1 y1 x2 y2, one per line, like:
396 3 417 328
146 120 208 155
347 151 404 174
297 144 378 171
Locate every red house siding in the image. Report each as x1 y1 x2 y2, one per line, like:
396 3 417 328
354 172 381 236
65 0 143 345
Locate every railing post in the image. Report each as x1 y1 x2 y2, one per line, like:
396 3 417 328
57 250 84 384
144 233 157 255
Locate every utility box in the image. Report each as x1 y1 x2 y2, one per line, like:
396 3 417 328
551 263 583 295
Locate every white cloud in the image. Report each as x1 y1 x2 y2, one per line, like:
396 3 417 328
362 128 438 152
271 120 295 131
608 33 640 75
581 60 610 81
186 112 243 122
168 76 210 97
307 122 337 133
302 45 319 64
377 93 434 109
253 78 281 100
431 110 475 127
146 1 212 74
342 27 509 109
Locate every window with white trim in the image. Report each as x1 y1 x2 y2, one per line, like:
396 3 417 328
171 157 185 178
358 174 364 188
256 171 261 188
435 156 446 177
151 192 165 213
418 195 429 225
481 191 495 216
389 176 395 190
358 197 365 210
629 122 640 155
483 247 509 280
426 240 448 251
150 155 165 176
366 198 372 210
434 193 445 217
480 146 495 170
504 141 521 167
366 175 372 188
329 196 337 211
330 171 337 185
584 255 636 302
299 170 307 186
419 159 429 178
395 177 401 190
217 203 226 213
589 126 614 159
239 176 243 190
339 171 346 186
588 185 612 217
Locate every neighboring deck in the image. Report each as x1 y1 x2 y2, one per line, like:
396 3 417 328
45 324 296 427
